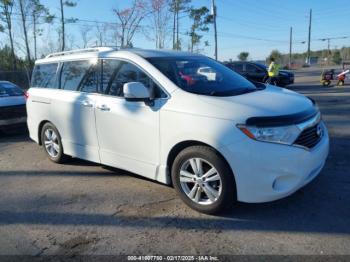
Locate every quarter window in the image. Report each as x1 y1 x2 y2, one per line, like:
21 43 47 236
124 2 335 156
31 63 58 88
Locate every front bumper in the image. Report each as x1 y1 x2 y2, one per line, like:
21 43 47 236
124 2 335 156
220 123 329 203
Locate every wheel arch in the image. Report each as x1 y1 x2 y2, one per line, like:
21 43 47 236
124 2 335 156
37 120 51 145
166 140 237 191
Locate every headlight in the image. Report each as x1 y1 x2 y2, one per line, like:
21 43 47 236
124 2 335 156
237 124 301 145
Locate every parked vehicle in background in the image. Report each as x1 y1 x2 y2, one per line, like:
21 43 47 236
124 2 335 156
224 61 294 87
0 81 27 133
197 66 217 81
27 47 328 214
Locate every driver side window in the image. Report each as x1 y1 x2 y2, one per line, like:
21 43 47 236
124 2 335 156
102 59 166 98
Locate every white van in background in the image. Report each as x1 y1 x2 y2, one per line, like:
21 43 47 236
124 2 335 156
26 47 329 214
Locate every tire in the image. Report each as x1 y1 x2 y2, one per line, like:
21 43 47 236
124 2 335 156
41 122 68 163
171 146 236 214
323 81 331 86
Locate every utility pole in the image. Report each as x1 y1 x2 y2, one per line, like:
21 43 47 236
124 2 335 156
212 0 218 60
60 0 65 51
307 9 312 65
327 38 330 65
289 26 293 68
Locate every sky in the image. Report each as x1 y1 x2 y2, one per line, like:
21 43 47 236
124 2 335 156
3 0 350 61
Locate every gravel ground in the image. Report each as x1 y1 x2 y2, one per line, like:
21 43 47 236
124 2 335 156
0 67 349 256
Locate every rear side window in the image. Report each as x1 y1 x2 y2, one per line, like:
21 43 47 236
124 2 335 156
60 60 93 91
31 63 58 88
0 82 24 97
246 64 261 73
233 63 244 73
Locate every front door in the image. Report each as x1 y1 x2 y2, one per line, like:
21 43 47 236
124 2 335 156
95 59 167 179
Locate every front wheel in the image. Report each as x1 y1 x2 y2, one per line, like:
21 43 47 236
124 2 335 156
322 80 331 86
171 146 236 214
41 123 69 163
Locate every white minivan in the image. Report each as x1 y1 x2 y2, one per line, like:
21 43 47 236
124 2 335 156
27 47 329 214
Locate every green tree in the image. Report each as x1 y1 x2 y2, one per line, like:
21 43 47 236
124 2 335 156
0 0 16 70
0 45 26 71
170 0 191 50
268 49 283 63
238 52 249 61
188 6 212 52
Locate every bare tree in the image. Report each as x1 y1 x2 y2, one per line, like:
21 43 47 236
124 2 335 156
79 25 92 48
149 0 171 49
17 0 31 62
95 22 108 46
113 0 149 48
59 0 76 51
107 23 120 47
0 0 16 70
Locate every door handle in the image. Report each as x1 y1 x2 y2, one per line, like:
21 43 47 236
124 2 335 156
81 100 93 108
97 104 110 111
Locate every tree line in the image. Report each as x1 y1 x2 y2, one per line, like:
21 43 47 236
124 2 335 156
235 47 350 66
0 0 214 73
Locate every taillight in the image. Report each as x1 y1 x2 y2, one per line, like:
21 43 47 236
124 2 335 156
24 91 29 100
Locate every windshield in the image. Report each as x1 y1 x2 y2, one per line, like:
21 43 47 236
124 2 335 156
147 56 256 96
0 82 24 97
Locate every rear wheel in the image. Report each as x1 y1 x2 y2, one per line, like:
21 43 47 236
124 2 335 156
41 123 68 163
337 80 344 86
171 146 236 214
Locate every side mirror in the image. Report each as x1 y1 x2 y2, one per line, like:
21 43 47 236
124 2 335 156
123 82 150 102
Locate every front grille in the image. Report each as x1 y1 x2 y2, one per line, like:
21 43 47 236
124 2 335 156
294 124 322 149
0 104 27 120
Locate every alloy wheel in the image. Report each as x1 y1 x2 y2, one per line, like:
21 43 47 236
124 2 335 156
179 158 222 205
44 128 60 158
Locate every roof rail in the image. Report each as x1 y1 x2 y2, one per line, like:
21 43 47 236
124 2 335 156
45 47 117 58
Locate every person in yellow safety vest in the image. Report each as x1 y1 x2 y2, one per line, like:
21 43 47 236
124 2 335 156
267 57 280 85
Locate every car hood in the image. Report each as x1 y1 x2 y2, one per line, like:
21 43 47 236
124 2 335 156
197 85 314 123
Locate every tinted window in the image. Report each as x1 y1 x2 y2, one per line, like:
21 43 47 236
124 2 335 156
246 64 261 73
102 59 166 98
31 63 58 88
233 63 243 72
60 60 94 91
0 82 24 97
79 61 100 93
148 57 256 96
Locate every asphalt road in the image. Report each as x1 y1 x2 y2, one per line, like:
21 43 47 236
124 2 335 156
0 67 349 256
